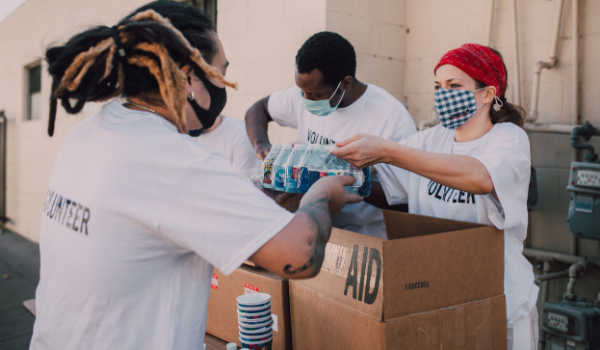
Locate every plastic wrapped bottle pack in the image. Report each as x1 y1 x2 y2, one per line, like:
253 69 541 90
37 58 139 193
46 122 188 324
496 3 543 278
261 144 370 196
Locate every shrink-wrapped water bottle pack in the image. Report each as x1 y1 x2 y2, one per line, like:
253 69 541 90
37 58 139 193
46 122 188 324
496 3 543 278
261 144 370 197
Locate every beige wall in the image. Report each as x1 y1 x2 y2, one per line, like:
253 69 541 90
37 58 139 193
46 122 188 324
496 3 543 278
326 0 406 104
0 0 149 241
218 0 328 144
404 0 600 127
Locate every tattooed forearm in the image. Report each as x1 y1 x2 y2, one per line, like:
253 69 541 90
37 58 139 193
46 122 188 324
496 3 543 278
283 195 331 275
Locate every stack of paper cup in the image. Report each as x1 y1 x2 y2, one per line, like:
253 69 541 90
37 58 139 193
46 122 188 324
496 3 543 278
237 293 273 350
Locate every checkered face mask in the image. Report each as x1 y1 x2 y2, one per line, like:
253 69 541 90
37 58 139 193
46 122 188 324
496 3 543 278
434 88 485 129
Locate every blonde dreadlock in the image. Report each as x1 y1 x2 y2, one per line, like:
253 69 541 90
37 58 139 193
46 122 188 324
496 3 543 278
46 5 235 137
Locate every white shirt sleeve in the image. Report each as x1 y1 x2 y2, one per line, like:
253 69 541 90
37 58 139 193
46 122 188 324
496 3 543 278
474 124 531 238
231 129 262 173
157 154 295 275
386 105 417 143
267 86 301 129
221 116 262 173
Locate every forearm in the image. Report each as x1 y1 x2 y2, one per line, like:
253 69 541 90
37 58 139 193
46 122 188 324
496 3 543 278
245 99 272 148
250 191 332 279
384 143 494 194
284 193 332 276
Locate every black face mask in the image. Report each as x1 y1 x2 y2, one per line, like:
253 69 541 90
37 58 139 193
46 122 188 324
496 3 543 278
187 73 227 137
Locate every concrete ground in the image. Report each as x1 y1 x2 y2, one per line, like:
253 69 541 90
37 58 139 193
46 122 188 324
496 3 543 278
0 231 39 350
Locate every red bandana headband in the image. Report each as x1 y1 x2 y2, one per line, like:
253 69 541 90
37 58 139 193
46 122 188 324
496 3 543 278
434 43 507 98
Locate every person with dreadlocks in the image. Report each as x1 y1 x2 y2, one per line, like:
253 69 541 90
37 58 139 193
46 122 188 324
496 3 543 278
31 2 361 349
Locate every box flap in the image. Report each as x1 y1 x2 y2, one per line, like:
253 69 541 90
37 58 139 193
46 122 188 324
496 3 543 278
383 211 486 240
382 226 504 320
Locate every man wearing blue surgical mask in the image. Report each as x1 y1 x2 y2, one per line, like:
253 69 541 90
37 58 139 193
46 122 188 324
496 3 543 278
246 32 417 239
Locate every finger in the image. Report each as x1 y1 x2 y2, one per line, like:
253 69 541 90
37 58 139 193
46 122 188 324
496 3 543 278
275 192 293 203
334 134 364 148
329 142 357 158
338 175 357 187
345 194 364 204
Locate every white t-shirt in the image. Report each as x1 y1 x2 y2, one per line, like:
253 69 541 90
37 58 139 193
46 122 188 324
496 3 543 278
374 123 538 325
197 115 261 174
30 101 295 350
268 84 416 238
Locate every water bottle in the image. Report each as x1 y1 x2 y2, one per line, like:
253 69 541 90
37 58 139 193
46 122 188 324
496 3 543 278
261 144 281 189
272 144 293 191
323 145 371 196
323 146 350 177
297 145 329 194
343 165 367 195
284 144 307 193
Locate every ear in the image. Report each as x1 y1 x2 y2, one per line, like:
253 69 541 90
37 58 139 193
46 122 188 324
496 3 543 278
181 65 193 93
181 65 193 76
341 76 354 90
484 86 497 104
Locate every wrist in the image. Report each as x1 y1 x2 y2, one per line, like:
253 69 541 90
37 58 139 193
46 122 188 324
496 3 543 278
254 139 270 149
302 185 331 209
381 139 397 164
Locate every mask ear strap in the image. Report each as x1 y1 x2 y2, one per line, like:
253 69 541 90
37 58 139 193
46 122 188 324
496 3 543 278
493 95 503 112
328 81 343 101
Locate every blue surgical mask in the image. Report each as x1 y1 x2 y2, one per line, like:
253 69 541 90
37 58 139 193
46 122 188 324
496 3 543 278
434 87 485 129
301 81 345 116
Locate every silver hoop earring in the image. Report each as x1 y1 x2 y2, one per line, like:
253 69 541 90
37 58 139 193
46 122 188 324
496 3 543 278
187 91 195 101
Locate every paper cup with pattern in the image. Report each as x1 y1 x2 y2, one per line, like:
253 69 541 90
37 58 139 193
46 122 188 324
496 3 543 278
239 328 272 336
238 321 272 332
237 302 271 312
237 309 271 320
240 336 273 350
236 293 271 307
238 318 272 328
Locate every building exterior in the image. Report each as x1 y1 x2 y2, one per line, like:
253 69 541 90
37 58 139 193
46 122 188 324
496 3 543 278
0 0 599 326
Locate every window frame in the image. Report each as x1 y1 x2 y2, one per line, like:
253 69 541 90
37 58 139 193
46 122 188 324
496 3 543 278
25 61 42 122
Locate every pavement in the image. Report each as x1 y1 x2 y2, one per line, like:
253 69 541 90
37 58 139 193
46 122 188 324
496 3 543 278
0 231 39 350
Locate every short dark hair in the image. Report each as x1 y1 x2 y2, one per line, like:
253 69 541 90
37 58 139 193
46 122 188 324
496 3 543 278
295 32 356 87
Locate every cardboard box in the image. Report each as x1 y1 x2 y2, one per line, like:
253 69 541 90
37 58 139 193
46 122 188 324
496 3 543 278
290 282 507 350
295 211 505 321
206 265 291 350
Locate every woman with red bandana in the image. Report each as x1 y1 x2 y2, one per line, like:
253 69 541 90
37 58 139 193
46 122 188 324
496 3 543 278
331 44 538 349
